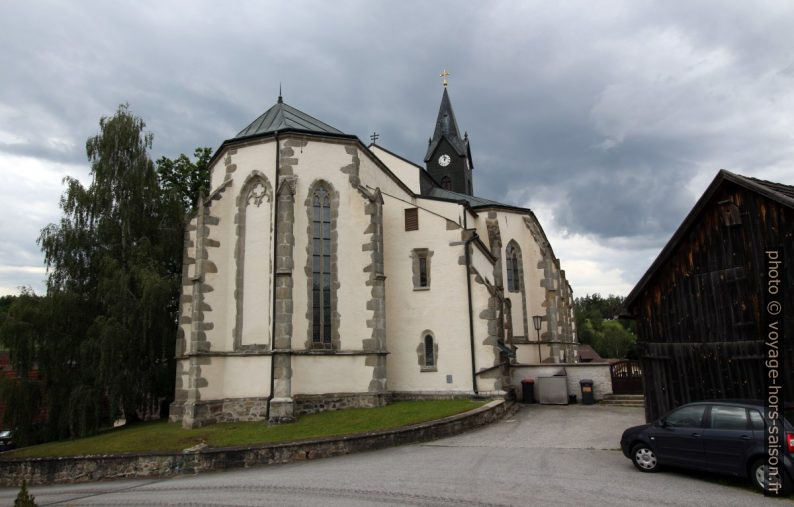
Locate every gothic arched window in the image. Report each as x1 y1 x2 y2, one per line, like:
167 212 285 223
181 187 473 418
311 186 332 346
506 245 520 292
441 176 452 191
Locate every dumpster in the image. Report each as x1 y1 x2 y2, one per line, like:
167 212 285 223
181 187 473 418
520 378 535 404
580 379 595 405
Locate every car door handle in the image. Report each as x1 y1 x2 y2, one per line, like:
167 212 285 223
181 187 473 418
740 435 752 440
691 433 701 438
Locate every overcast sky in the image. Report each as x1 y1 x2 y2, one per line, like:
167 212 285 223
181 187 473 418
1 1 793 298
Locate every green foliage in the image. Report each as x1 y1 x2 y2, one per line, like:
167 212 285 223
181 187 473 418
5 400 483 458
14 480 36 507
574 293 637 359
156 147 212 212
0 105 210 446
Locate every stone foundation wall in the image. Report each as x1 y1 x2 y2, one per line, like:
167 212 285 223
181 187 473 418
0 400 512 487
174 390 506 425
186 397 269 426
293 393 387 416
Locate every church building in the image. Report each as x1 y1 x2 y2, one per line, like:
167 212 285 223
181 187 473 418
170 82 577 427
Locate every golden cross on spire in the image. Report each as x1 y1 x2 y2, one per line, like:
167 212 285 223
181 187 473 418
440 69 450 88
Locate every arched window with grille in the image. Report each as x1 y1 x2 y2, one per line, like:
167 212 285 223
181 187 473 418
424 334 435 368
310 184 333 347
441 176 452 190
420 331 437 371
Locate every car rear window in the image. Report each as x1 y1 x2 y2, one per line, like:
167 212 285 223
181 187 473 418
710 406 748 430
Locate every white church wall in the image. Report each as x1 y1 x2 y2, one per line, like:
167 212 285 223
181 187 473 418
232 142 277 350
384 201 475 393
413 197 466 228
469 264 500 393
196 356 272 400
204 141 277 354
488 210 548 365
290 140 370 351
368 145 421 194
292 355 371 394
515 343 552 364
240 193 272 346
470 243 494 286
201 181 234 352
223 356 272 398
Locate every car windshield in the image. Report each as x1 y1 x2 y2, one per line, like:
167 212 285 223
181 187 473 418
0 430 10 438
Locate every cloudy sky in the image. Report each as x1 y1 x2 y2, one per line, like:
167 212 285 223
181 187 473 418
1 0 793 297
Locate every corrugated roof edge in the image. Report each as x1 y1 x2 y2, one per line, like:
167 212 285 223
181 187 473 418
624 169 794 312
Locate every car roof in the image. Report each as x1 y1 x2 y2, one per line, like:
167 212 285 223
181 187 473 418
694 399 765 407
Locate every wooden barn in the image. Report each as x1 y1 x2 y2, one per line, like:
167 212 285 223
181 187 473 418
625 170 794 421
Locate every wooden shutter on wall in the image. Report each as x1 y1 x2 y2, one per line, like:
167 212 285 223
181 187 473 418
404 208 418 231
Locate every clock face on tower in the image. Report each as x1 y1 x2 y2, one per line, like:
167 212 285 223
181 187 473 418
438 154 451 167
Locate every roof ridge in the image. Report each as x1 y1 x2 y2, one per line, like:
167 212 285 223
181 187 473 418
235 99 343 139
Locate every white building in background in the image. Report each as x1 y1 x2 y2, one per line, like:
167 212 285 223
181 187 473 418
170 85 577 427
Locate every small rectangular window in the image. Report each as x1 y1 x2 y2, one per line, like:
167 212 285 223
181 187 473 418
405 208 418 231
419 256 428 287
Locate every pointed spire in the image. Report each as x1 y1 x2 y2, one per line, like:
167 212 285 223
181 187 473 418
278 83 283 103
424 87 465 161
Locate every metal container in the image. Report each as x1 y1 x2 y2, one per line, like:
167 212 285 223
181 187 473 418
537 376 568 405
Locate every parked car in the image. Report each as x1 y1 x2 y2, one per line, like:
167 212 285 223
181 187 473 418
620 400 793 494
0 429 13 452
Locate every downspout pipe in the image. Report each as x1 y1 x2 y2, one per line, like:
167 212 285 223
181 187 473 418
464 232 479 397
266 133 280 421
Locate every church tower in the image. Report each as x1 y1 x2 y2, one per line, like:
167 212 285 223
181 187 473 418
424 78 474 195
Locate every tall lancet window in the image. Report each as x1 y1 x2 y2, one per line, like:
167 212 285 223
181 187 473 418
311 186 332 346
506 247 520 292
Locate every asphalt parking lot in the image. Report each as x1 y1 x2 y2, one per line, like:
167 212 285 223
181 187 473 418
0 403 788 506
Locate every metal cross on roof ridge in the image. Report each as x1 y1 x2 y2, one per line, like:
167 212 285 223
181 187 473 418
370 131 380 143
440 69 450 87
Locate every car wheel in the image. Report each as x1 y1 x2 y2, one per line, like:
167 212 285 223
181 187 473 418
751 459 792 495
631 443 659 473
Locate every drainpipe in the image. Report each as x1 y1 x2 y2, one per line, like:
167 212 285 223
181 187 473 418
266 133 280 421
464 232 479 397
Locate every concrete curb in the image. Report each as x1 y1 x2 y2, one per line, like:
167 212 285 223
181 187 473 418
0 399 512 487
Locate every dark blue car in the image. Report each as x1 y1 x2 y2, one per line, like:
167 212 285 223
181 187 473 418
620 400 793 494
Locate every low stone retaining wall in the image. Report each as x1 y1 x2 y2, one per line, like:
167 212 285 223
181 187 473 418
0 400 511 487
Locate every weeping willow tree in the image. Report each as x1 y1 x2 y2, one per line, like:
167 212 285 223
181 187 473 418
0 105 187 443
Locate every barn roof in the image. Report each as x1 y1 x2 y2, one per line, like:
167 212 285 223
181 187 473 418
624 169 794 311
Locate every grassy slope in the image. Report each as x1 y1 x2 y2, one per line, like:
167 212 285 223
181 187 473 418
3 400 484 459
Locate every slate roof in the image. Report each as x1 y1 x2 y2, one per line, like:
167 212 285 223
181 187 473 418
424 88 469 162
235 97 344 139
427 187 513 208
577 344 605 363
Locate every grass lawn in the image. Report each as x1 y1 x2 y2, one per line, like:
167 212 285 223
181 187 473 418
3 400 485 459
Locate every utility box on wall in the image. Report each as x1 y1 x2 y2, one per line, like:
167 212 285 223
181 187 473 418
537 376 568 405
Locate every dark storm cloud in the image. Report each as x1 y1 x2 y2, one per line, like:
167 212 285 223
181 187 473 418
1 0 793 295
